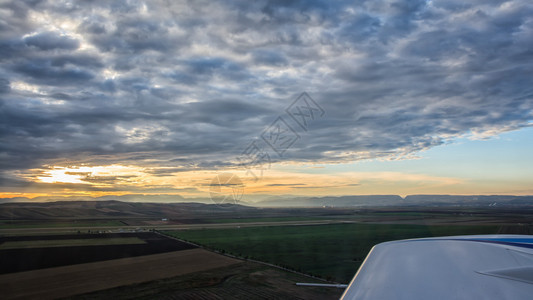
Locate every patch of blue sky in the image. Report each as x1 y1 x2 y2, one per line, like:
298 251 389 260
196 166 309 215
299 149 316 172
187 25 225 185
282 126 533 184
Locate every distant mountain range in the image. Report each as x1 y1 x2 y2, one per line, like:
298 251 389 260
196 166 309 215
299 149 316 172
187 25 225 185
0 200 258 220
1 195 533 219
1 195 533 220
252 195 533 207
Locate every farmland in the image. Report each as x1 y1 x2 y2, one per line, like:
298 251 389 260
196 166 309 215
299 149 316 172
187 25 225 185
0 248 242 300
164 223 500 282
0 220 125 229
0 232 196 274
69 261 344 300
0 237 146 249
0 230 344 300
0 201 531 298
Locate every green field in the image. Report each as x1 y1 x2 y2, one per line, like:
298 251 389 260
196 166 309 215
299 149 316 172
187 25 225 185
165 223 499 282
0 220 125 229
207 216 330 223
0 237 146 249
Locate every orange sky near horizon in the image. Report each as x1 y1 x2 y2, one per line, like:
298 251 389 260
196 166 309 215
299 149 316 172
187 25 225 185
1 156 531 201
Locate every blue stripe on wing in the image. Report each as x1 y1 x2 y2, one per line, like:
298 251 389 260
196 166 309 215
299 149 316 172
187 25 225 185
459 237 533 249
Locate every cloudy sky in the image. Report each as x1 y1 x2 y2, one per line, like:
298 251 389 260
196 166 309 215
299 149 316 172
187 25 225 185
1 0 532 202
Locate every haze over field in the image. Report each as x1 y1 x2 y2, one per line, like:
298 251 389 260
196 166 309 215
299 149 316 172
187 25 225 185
1 0 532 202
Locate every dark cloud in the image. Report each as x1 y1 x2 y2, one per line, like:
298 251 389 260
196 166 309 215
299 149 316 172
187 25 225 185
49 54 104 68
0 0 532 193
266 183 306 187
0 78 10 93
182 57 252 82
87 18 176 53
23 31 80 51
145 167 196 177
12 59 94 84
0 39 27 61
252 49 288 66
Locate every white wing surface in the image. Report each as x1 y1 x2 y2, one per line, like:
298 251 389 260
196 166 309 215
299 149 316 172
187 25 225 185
340 235 533 300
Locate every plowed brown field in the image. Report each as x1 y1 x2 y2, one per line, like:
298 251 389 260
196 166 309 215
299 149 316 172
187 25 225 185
0 249 241 300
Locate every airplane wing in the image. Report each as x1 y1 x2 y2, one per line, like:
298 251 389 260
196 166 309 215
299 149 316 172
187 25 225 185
340 235 533 300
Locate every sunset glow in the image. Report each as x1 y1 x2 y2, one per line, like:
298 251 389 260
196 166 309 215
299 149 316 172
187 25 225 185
1 0 531 203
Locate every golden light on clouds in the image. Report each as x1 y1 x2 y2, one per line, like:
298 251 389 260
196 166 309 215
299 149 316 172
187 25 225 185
38 168 86 184
36 165 145 185
0 161 518 201
237 169 464 197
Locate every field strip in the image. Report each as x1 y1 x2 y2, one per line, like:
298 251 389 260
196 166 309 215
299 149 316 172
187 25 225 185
0 237 146 249
0 219 356 235
0 248 242 300
0 218 507 236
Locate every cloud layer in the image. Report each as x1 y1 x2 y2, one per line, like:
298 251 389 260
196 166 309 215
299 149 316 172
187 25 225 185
1 0 532 194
